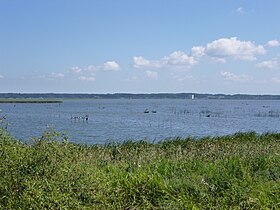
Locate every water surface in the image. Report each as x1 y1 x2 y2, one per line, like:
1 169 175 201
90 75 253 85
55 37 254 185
1 99 280 144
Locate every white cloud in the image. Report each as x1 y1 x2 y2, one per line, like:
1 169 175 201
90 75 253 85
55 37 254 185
133 37 265 70
256 60 278 69
71 66 83 73
267 39 280 47
85 65 97 72
133 51 196 69
0 74 3 79
164 51 196 66
78 76 95 82
205 37 266 61
70 61 120 73
133 56 149 68
221 71 251 82
191 46 205 58
70 65 96 73
70 62 121 83
221 71 237 80
50 72 64 78
146 70 158 80
133 56 162 68
103 61 120 71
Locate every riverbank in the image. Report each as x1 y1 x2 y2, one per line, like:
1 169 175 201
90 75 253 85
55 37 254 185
0 129 279 209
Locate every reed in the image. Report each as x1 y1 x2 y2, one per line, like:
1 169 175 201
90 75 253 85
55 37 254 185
0 128 279 209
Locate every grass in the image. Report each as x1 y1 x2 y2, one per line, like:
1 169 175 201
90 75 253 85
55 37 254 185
0 128 279 209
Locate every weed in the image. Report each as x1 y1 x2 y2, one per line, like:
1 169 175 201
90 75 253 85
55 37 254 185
0 128 279 209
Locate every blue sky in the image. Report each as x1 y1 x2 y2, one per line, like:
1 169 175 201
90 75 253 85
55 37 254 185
0 0 280 94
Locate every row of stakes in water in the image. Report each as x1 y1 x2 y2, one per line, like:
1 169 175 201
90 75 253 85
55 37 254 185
71 114 89 122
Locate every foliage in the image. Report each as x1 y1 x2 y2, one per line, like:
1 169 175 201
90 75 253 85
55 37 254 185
0 129 279 209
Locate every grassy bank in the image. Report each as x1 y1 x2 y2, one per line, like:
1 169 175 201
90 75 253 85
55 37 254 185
0 98 63 103
0 129 279 209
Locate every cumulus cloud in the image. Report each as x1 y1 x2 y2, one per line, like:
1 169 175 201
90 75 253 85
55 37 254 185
133 56 162 68
103 61 120 71
191 46 205 58
221 71 251 82
133 37 266 72
256 60 278 69
164 51 196 66
205 37 266 61
78 76 96 82
267 39 280 47
133 51 196 69
146 70 158 80
133 56 149 68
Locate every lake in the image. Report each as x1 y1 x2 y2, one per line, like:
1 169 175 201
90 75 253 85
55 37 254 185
0 99 280 144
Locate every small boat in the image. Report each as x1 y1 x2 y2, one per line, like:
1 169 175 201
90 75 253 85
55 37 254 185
144 109 149 113
151 110 157 113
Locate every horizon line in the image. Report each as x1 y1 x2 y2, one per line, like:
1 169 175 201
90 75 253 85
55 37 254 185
1 92 280 96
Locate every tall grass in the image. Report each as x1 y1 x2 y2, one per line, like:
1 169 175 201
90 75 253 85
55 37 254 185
0 128 279 209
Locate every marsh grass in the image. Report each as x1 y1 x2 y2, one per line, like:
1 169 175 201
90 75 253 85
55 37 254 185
0 129 279 209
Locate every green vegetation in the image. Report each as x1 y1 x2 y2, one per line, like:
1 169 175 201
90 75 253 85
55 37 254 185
0 98 63 103
0 129 279 209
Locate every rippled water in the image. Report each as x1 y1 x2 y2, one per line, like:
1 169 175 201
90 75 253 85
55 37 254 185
1 99 280 144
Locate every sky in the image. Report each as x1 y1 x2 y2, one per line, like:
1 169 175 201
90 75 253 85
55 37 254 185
0 0 280 94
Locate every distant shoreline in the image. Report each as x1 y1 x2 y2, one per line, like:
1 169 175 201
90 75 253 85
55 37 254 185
1 93 280 100
0 99 63 103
